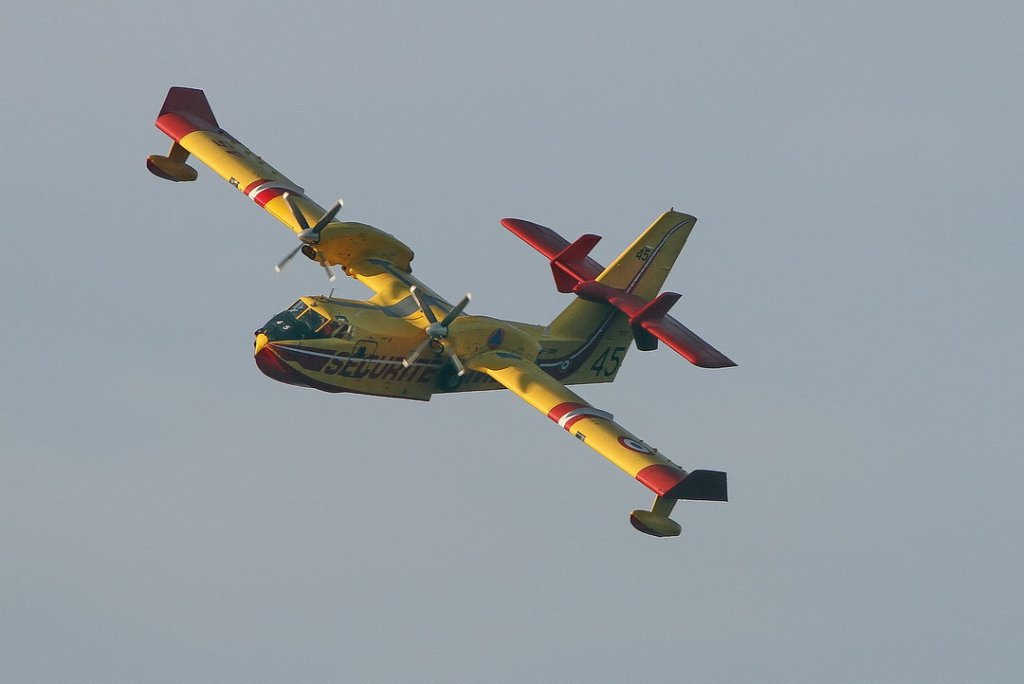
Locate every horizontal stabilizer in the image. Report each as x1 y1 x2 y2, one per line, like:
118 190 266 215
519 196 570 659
574 280 736 368
501 218 604 285
504 214 736 368
640 316 736 368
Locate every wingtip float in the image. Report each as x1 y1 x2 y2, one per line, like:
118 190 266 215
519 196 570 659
147 86 736 538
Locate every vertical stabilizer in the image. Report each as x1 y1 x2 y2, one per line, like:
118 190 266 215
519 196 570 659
548 211 695 338
594 211 696 300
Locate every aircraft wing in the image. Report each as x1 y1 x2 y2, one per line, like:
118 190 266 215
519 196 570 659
148 87 416 298
148 86 324 236
468 350 726 536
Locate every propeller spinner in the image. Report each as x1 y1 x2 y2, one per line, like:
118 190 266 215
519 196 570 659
275 192 343 281
403 286 472 376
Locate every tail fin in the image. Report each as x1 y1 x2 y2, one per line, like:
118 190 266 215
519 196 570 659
146 87 220 182
504 210 735 372
548 211 695 337
593 211 696 300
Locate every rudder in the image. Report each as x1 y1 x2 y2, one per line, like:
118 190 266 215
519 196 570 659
594 210 696 301
548 210 695 338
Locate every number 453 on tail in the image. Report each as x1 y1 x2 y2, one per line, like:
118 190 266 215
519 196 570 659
147 87 737 538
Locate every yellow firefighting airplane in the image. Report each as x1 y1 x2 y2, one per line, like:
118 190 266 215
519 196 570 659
148 87 736 537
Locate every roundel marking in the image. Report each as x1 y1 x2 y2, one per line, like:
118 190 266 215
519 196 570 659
618 436 654 454
487 327 505 349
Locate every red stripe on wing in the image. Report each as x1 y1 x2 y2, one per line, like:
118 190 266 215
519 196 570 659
242 179 270 195
252 187 288 207
546 401 587 424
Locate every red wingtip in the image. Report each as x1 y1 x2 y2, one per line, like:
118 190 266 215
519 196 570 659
159 87 218 126
155 87 219 141
636 464 688 497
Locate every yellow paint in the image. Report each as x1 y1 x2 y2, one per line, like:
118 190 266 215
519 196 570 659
470 351 685 481
174 129 414 288
150 87 730 534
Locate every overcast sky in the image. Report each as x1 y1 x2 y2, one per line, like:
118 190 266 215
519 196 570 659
2 4 1022 682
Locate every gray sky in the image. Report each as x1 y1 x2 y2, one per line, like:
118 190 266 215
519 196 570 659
2 4 1022 682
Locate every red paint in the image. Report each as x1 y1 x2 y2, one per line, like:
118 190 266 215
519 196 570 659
252 186 287 207
573 280 644 317
631 292 681 325
572 280 736 369
242 179 270 195
550 234 603 292
154 87 220 141
635 464 688 497
640 316 735 368
501 218 604 280
500 218 572 259
159 87 218 126
546 401 587 424
255 345 309 387
255 346 346 393
156 113 202 141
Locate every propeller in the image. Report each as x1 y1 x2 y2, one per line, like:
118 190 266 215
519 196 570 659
274 192 343 281
402 285 472 376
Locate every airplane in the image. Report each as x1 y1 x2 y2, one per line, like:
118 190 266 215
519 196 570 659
147 87 736 537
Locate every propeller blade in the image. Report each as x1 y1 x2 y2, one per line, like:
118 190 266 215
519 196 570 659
282 192 311 233
408 285 437 325
439 293 472 328
445 344 467 376
310 198 344 236
275 244 303 272
403 336 433 368
405 288 471 373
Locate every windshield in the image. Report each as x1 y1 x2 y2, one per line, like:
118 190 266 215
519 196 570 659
257 302 351 342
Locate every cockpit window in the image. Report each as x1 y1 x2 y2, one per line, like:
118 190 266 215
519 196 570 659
259 303 339 342
302 309 329 331
319 315 352 338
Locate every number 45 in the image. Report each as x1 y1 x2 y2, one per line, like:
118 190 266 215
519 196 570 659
591 346 625 377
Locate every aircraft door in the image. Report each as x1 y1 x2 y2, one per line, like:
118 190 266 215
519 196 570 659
352 339 378 359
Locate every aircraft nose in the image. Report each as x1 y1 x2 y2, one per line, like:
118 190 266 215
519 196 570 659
254 332 270 355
